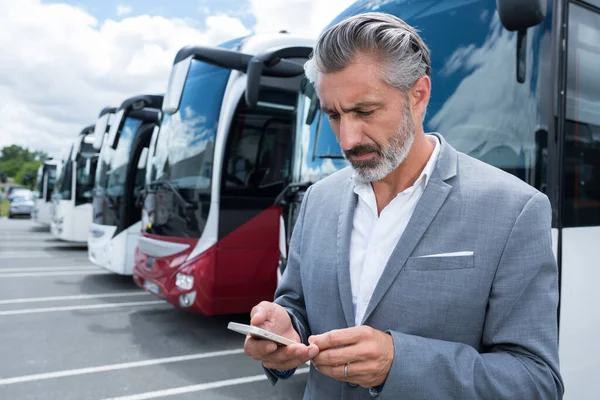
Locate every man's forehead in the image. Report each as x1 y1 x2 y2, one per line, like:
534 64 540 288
320 99 384 113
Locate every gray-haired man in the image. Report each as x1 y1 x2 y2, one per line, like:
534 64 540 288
243 12 563 399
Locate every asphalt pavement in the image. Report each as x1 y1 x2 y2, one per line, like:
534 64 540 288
0 217 307 400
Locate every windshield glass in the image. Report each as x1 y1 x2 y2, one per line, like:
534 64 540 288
46 165 57 201
75 140 99 205
144 59 231 238
34 166 43 198
12 190 33 201
55 146 73 200
94 116 142 225
293 78 348 184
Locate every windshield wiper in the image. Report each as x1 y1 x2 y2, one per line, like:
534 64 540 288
147 179 197 211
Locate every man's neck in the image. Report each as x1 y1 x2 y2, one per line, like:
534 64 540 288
371 132 435 214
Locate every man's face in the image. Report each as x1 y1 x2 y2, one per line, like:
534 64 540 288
316 55 416 182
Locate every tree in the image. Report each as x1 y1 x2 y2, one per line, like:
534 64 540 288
0 145 48 179
15 161 41 188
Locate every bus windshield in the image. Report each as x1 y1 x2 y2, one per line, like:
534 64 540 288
75 141 99 205
94 117 142 225
144 59 231 238
294 78 347 184
55 146 73 201
34 166 44 199
47 166 57 200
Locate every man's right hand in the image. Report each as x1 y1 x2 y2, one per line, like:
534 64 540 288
244 301 319 371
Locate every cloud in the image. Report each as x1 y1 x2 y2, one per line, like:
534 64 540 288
116 4 133 16
0 0 354 159
0 0 250 158
250 0 355 37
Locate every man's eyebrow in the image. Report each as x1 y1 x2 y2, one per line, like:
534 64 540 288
321 101 383 114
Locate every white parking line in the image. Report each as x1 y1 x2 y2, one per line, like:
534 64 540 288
0 300 166 316
0 349 246 385
103 368 310 400
0 266 96 273
0 291 148 305
0 251 59 259
0 270 109 278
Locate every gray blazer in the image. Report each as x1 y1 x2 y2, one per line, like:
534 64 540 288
269 133 564 399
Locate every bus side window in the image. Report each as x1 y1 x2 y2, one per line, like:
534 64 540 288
563 4 600 227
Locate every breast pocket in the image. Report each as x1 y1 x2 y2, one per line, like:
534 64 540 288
405 254 474 271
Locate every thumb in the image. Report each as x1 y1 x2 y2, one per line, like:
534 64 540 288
250 303 272 326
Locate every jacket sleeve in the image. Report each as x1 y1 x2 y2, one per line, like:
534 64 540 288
263 185 314 385
379 192 564 399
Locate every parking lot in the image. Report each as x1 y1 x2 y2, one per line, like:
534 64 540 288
0 217 307 400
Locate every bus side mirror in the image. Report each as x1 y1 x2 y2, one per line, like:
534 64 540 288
496 0 547 31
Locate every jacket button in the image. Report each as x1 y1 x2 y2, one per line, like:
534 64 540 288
347 382 358 387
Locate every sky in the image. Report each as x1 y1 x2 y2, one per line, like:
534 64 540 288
0 0 355 159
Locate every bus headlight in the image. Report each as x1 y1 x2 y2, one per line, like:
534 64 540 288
175 273 194 290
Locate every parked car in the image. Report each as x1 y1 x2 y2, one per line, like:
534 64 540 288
4 185 26 201
8 189 34 218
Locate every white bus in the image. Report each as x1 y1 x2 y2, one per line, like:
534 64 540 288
50 126 99 242
31 159 59 226
88 95 163 275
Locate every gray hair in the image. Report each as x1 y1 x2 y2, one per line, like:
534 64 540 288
304 12 431 92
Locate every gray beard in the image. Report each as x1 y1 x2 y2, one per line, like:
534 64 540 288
350 108 416 183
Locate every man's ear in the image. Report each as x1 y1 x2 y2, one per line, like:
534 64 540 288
410 75 431 119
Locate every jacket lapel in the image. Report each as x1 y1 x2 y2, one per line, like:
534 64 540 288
360 134 457 324
336 178 358 328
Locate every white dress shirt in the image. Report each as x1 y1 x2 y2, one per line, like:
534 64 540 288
350 135 441 326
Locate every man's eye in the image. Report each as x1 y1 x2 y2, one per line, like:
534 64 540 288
328 114 340 120
357 110 374 117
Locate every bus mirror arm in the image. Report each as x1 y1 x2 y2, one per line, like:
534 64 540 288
516 29 527 84
274 181 313 207
246 46 314 109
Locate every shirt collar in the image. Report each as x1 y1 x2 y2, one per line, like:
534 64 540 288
352 134 441 198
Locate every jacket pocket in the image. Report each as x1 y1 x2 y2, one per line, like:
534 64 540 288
405 254 474 271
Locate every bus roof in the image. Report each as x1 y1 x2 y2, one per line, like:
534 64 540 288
118 94 164 112
79 125 95 136
98 106 117 117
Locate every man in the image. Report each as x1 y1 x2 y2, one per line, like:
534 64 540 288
244 12 564 399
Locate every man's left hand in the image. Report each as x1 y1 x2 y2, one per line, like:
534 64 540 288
308 326 394 388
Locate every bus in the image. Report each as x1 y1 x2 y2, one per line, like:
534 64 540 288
51 125 99 242
88 95 163 275
132 33 345 315
300 0 597 396
31 158 59 226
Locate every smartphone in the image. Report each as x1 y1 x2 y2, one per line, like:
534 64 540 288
227 322 297 346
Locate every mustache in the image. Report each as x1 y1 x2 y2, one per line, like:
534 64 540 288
344 144 381 158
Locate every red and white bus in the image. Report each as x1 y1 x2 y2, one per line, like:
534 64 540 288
132 33 348 315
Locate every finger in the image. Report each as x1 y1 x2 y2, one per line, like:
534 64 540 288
315 361 373 382
261 343 308 364
244 336 280 360
309 326 368 350
263 345 314 371
312 344 362 367
314 363 349 382
250 301 273 326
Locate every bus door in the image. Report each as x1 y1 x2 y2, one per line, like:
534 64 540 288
557 1 600 396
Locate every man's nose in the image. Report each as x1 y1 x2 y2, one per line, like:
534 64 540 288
339 116 363 151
